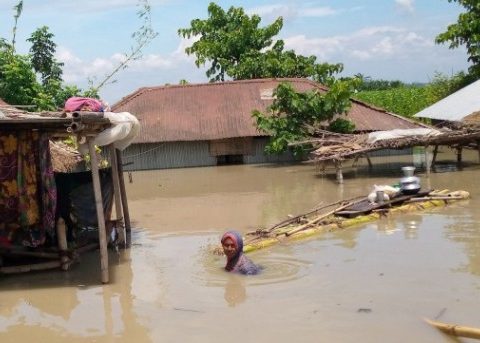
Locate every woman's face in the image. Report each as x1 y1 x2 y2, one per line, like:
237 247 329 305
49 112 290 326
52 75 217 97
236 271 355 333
222 237 237 258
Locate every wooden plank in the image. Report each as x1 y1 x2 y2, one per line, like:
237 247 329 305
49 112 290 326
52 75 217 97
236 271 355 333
116 149 132 234
110 145 125 246
88 138 109 284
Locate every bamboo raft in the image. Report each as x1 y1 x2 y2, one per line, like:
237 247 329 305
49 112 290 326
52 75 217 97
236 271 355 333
214 189 470 254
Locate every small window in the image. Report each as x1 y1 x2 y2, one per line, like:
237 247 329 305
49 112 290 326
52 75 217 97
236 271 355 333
260 88 275 100
217 155 244 165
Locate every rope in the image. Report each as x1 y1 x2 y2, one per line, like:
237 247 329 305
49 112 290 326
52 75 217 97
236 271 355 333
122 143 166 159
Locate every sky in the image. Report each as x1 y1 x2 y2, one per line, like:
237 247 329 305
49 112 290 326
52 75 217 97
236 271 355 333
0 0 471 105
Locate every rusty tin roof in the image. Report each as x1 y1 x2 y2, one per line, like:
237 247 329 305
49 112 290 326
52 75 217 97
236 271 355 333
112 78 423 143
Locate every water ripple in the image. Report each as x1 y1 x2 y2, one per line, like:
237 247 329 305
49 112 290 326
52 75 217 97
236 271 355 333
197 251 312 287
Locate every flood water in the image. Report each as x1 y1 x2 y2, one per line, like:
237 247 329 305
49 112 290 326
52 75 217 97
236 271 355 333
1 150 480 342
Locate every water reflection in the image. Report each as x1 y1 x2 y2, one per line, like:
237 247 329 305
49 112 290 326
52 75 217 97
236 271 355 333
224 275 246 307
375 216 399 235
400 214 423 240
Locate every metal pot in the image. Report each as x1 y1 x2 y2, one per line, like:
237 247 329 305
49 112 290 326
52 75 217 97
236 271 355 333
400 166 420 195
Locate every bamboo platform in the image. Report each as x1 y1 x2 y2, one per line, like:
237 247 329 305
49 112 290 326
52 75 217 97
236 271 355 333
215 189 470 254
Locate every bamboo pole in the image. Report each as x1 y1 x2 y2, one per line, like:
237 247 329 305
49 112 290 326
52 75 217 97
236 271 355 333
76 243 99 255
365 154 373 170
457 147 463 165
477 140 480 163
424 145 431 177
56 217 71 270
285 200 359 236
88 137 109 284
116 149 131 234
335 160 343 184
432 145 439 169
406 195 466 203
109 145 125 247
425 318 480 340
0 261 62 274
0 249 58 259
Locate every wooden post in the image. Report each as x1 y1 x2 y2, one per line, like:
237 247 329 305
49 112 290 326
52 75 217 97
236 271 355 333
352 155 360 168
477 140 480 163
116 149 131 233
88 138 109 284
424 145 431 177
56 217 70 270
364 154 373 170
109 145 125 247
335 160 343 184
431 145 439 169
456 146 463 165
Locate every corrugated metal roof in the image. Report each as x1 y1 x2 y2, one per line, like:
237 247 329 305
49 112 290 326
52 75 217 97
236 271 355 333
415 79 480 122
112 78 422 143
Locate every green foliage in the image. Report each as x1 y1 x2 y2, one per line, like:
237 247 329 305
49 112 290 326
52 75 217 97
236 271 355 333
253 79 360 154
355 86 429 118
425 71 474 100
179 2 283 81
27 26 64 85
228 40 344 82
179 2 344 83
436 0 480 76
328 118 355 133
355 75 406 91
0 50 40 105
354 72 474 118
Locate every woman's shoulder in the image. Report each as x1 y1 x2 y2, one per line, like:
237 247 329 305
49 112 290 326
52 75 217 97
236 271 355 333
237 254 260 275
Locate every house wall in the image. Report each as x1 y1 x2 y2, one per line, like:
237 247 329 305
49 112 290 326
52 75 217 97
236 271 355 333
121 137 302 171
120 138 413 171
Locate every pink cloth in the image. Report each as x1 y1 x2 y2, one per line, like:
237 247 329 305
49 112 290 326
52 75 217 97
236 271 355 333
64 97 103 112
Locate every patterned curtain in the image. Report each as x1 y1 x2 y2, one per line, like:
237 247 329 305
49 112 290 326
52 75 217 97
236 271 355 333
0 131 57 247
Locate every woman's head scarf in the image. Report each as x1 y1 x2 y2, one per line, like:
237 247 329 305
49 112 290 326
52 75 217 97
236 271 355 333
221 230 243 270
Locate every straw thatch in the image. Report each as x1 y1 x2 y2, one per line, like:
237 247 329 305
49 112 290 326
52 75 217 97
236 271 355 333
300 128 480 163
50 140 84 172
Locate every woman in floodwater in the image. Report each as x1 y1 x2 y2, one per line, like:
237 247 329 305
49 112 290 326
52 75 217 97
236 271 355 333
221 230 260 275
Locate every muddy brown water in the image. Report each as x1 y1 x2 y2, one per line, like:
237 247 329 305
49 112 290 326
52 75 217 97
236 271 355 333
1 151 480 342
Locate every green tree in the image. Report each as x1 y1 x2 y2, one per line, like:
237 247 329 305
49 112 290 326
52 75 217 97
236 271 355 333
436 0 480 76
253 80 359 154
178 2 283 81
0 50 40 105
229 40 343 83
27 26 64 85
179 2 344 83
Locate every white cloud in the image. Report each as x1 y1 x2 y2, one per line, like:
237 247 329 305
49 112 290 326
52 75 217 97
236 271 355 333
247 4 337 21
298 7 337 18
247 4 297 19
284 25 432 62
284 35 344 60
395 0 415 13
56 37 194 85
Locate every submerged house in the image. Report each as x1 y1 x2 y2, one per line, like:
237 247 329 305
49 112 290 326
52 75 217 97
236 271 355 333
112 78 422 171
